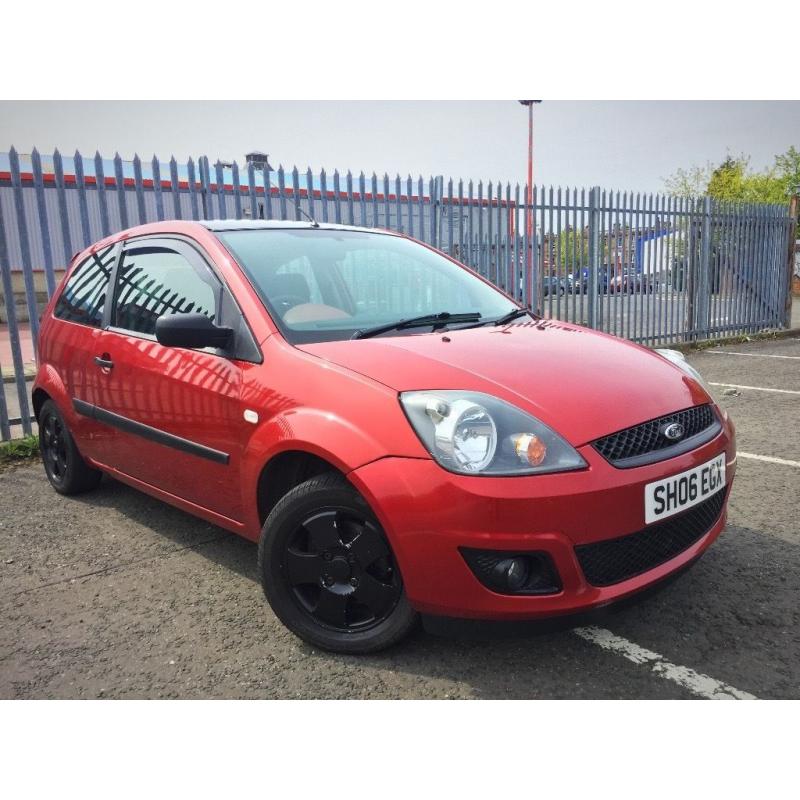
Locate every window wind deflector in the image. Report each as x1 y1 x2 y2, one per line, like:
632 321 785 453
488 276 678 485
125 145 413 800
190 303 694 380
351 311 481 340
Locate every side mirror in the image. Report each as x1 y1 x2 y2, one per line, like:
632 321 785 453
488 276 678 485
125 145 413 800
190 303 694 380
155 313 233 350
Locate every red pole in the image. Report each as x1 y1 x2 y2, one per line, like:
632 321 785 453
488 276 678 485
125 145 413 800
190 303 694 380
527 102 534 308
527 101 533 244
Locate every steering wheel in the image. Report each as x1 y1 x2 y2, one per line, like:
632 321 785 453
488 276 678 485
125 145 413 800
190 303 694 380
271 294 308 315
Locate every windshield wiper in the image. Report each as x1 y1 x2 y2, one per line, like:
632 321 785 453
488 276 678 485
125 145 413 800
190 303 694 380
492 307 533 326
456 307 533 330
351 311 482 340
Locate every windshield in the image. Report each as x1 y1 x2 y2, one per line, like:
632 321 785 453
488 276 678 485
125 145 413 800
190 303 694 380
217 229 516 343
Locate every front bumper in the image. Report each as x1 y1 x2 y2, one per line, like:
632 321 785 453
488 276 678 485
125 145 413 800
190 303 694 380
348 416 736 620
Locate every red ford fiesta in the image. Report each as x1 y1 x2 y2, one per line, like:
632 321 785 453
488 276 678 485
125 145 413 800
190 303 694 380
33 220 736 652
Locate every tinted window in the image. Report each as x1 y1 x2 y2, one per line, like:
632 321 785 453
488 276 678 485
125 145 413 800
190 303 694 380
218 229 513 343
112 247 217 336
54 246 115 327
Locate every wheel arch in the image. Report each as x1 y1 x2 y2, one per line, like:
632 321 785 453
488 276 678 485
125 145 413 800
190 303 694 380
32 363 71 422
256 449 346 526
32 387 51 421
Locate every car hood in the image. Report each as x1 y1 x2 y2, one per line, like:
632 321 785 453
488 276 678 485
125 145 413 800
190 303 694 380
297 319 710 446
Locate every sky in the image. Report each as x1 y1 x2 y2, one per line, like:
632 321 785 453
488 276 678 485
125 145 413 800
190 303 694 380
1 101 799 194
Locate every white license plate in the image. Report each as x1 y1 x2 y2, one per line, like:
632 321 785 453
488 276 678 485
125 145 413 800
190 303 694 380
644 454 726 524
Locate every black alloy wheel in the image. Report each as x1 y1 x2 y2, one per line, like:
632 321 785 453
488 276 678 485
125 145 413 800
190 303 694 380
259 472 418 653
38 399 102 495
284 509 401 631
41 411 68 484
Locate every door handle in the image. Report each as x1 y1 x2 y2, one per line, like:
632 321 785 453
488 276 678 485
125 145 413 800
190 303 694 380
94 355 114 369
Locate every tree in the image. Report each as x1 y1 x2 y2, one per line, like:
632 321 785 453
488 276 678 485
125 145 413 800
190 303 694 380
663 163 712 197
664 147 800 204
552 228 589 269
774 146 800 197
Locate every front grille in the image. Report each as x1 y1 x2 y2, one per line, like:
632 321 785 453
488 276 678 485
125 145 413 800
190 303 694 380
593 404 718 467
574 488 726 587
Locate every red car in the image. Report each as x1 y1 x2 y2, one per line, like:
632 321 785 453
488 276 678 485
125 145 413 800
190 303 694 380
33 220 736 653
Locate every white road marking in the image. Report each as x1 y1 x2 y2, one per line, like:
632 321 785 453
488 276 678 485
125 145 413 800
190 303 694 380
738 452 800 468
704 351 800 360
709 382 800 395
573 626 757 700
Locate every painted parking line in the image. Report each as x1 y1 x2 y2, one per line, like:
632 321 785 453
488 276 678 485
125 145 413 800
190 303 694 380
709 382 800 396
704 351 800 360
738 452 800 469
573 626 757 700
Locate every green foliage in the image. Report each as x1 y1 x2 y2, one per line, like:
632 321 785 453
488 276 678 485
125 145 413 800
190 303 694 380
0 435 40 467
664 146 800 204
663 163 712 197
707 155 786 203
552 228 589 268
774 146 800 197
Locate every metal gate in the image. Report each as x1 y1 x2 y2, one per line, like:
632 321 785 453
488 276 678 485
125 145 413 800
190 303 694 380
1 147 796 441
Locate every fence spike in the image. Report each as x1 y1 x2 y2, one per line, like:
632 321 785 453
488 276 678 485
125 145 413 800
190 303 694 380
152 155 164 221
306 166 316 220
169 155 182 220
73 149 91 246
51 148 74 261
113 152 129 230
94 150 110 237
29 147 56 296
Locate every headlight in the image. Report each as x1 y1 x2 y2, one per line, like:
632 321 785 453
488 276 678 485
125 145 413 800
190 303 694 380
655 349 711 394
399 390 587 476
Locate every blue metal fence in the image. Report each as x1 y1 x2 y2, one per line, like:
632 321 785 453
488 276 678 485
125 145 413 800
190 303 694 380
1 147 796 441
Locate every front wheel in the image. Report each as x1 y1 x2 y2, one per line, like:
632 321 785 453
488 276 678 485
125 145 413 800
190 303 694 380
258 473 418 653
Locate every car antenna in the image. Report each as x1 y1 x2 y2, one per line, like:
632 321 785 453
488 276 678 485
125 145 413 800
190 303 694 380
296 205 320 228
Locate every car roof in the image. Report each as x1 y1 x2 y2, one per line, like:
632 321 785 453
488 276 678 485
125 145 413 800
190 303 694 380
197 219 398 236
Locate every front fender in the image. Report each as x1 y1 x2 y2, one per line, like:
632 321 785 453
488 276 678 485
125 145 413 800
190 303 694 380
239 403 428 538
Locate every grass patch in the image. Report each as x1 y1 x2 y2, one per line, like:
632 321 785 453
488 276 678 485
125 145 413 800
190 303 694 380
0 434 40 468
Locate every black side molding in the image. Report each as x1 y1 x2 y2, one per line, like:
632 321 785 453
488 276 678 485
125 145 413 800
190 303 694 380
72 398 230 465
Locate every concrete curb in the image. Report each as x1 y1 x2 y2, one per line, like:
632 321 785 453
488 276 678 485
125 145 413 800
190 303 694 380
655 327 800 354
2 367 36 384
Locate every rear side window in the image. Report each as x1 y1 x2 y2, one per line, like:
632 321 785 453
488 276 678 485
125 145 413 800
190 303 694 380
112 247 218 336
54 246 115 327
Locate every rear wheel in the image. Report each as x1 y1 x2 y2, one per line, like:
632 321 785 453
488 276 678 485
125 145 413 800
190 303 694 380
259 472 418 653
38 399 102 495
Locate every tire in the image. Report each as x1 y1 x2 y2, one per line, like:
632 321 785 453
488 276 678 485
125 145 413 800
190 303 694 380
258 472 419 653
38 399 102 495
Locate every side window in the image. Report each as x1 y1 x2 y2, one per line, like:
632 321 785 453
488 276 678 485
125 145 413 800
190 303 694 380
54 246 115 327
112 247 218 336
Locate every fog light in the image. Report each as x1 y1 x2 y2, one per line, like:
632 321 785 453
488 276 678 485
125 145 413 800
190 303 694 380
493 557 530 591
460 548 562 595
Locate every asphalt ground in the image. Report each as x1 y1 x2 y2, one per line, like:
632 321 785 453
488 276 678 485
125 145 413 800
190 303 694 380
0 335 798 699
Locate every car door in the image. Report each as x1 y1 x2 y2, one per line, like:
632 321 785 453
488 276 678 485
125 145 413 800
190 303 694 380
83 237 256 522
49 244 119 462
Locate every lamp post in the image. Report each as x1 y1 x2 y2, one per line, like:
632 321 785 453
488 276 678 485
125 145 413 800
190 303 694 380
519 101 541 306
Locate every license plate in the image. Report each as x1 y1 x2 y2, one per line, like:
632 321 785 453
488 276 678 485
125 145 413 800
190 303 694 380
644 454 726 524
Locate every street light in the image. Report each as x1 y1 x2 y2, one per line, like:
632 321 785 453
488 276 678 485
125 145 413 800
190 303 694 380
519 101 542 306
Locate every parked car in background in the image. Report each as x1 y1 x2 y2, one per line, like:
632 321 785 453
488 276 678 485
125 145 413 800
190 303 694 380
542 275 568 296
33 220 735 654
608 266 663 295
569 267 609 295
